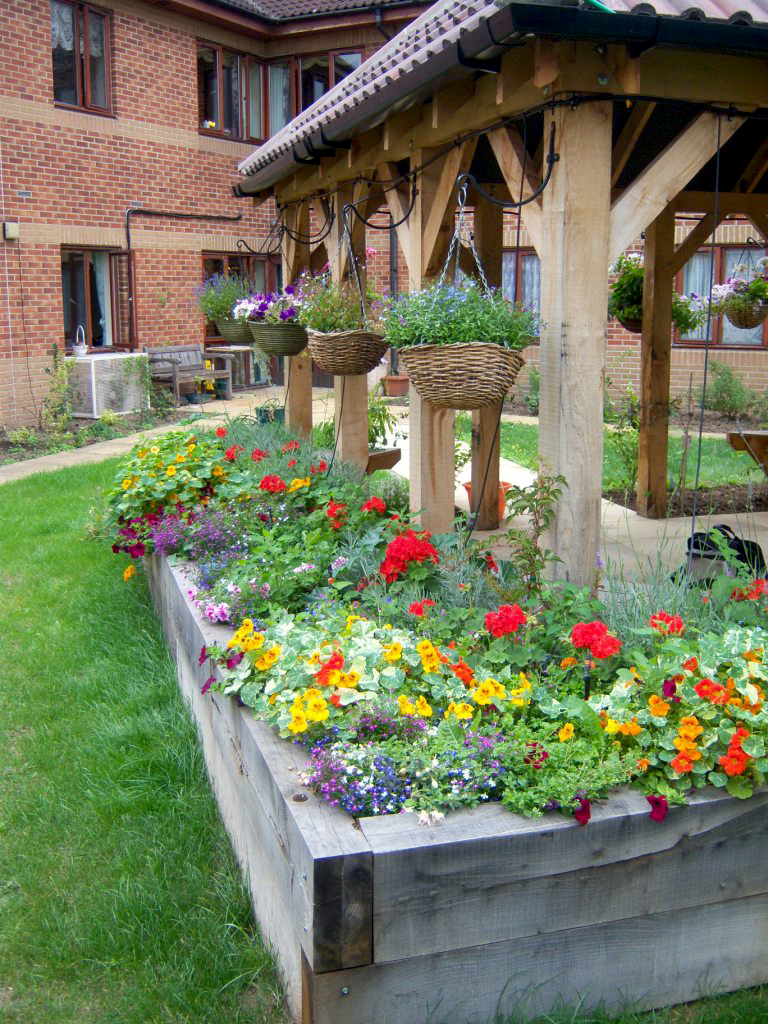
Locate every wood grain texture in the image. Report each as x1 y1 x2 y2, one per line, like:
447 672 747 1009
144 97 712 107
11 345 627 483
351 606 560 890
408 393 455 534
313 892 768 1024
334 374 369 471
286 353 313 440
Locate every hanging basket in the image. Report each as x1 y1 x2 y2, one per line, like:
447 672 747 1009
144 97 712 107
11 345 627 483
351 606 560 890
617 316 643 334
723 299 768 331
306 329 388 376
214 318 253 344
399 343 525 410
248 322 308 357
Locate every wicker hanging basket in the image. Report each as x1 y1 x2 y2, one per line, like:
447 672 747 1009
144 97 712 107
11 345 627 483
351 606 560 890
306 329 388 376
723 299 768 331
399 342 525 410
617 316 643 334
248 322 308 357
214 318 253 344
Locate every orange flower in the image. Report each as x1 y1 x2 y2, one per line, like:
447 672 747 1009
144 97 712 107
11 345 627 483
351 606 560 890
560 657 577 670
671 754 694 774
636 757 650 773
648 694 670 717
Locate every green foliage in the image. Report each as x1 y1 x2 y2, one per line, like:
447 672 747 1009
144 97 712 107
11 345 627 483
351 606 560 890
524 365 540 414
41 344 76 437
313 389 406 449
496 473 566 601
700 361 757 420
195 272 250 321
5 425 38 447
367 470 410 515
297 273 377 332
608 253 706 333
383 279 540 350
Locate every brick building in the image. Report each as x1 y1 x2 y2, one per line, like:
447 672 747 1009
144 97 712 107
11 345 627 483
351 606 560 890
0 0 425 426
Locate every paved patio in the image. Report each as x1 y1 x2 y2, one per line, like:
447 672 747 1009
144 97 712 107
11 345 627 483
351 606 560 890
2 387 765 581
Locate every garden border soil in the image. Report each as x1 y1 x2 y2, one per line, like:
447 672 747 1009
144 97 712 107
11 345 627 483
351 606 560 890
148 554 768 1024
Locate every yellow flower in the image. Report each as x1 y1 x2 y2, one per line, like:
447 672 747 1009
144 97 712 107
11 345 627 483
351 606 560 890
345 614 362 630
445 701 474 721
604 717 621 735
383 623 393 630
339 670 360 688
290 695 305 713
166 466 177 477
415 696 433 718
136 448 148 459
382 642 402 663
508 673 531 707
241 633 265 652
212 465 224 477
287 476 310 493
255 645 280 671
187 443 197 453
175 454 186 463
472 680 497 706
326 669 342 688
121 476 136 490
306 696 330 723
241 618 254 633
123 565 135 581
397 694 417 716
558 723 575 742
150 446 159 454
288 711 308 734
307 651 323 668
421 655 440 675
416 640 436 658
303 687 323 700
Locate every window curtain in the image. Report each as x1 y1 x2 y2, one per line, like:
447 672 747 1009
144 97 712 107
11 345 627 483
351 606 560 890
681 251 713 341
268 65 291 133
501 251 516 302
521 254 541 313
87 14 103 58
90 251 112 346
51 2 75 51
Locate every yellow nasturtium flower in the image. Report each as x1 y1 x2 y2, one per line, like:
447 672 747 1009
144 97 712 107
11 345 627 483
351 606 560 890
558 723 575 742
445 701 473 721
397 694 417 716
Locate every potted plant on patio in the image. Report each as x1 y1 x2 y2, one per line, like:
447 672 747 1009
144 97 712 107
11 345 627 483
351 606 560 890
608 252 708 334
235 286 309 357
711 258 768 330
196 273 251 343
297 271 388 376
383 278 538 410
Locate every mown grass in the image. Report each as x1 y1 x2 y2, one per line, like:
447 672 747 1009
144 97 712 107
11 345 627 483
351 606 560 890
456 418 765 492
0 462 286 1024
2 460 768 1024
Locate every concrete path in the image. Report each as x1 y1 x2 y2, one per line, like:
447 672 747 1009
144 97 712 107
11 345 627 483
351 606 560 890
2 388 764 582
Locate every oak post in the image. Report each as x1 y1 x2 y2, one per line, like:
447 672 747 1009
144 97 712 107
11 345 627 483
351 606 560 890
409 393 455 535
637 207 675 517
282 202 313 437
539 102 613 585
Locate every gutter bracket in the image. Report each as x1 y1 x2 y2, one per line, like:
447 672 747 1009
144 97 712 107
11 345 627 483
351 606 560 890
320 126 351 150
292 145 320 165
457 41 501 74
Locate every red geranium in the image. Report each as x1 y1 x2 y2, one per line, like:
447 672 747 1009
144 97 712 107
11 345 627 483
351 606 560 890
215 427 227 438
649 611 684 636
484 604 527 639
326 500 348 531
570 621 622 660
287 459 297 468
310 460 328 474
361 496 386 515
224 444 243 462
282 441 300 452
409 599 436 617
732 579 768 601
251 448 269 463
379 529 439 583
259 474 287 493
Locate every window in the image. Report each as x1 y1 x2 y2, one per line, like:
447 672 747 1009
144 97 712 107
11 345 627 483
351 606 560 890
51 1 110 112
197 44 265 140
202 253 273 340
299 50 362 112
678 244 768 347
502 250 541 314
61 249 129 349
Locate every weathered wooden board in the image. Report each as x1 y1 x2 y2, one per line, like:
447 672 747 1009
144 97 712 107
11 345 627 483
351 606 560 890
148 554 768 1024
312 892 768 1024
359 788 768 962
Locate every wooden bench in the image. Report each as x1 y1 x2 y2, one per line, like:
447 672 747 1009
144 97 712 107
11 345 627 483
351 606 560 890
143 344 234 404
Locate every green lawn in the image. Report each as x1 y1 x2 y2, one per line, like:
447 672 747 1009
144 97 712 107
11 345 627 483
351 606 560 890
2 461 768 1024
0 462 285 1024
457 417 765 492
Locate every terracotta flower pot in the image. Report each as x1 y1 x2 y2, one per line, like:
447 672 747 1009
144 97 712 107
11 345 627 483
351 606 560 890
463 480 512 521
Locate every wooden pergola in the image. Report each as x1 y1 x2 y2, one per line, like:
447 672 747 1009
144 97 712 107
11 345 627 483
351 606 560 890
238 0 768 587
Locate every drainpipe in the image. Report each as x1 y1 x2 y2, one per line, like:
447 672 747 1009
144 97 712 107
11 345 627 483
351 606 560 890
389 221 398 373
124 206 243 350
374 7 392 40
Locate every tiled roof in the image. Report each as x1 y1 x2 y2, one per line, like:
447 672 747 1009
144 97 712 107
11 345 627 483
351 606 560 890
237 0 768 191
213 0 424 20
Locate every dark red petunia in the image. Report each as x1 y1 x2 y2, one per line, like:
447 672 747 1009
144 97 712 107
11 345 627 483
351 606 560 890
573 797 591 826
646 794 669 822
198 645 208 666
201 675 215 694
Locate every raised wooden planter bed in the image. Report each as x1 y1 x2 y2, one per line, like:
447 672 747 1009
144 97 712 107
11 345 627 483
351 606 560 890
148 555 768 1024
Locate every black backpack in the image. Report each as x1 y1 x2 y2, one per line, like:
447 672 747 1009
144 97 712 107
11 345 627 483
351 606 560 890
683 523 766 580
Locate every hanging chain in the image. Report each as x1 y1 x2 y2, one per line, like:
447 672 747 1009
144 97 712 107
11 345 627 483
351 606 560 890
437 178 492 295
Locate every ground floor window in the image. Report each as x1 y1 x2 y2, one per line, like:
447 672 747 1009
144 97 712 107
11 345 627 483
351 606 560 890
202 252 275 339
678 244 768 347
61 248 115 348
502 249 541 314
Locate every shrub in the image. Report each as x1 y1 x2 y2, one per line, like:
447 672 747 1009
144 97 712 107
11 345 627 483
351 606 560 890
700 361 756 420
524 367 539 414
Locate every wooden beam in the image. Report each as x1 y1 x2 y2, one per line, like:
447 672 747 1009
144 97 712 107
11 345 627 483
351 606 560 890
409 394 456 535
747 211 768 245
637 207 675 518
472 190 503 289
470 405 502 530
671 213 721 276
610 113 744 262
379 163 413 280
611 101 655 188
487 126 543 254
739 138 768 194
539 102 613 587
673 191 768 214
534 38 560 88
604 44 641 94
421 139 478 279
334 374 369 471
281 202 313 438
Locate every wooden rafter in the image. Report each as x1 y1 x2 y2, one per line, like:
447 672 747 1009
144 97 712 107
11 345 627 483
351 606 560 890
379 162 413 277
611 101 655 188
671 213 720 275
487 126 543 253
738 138 768 193
421 138 478 278
609 112 744 262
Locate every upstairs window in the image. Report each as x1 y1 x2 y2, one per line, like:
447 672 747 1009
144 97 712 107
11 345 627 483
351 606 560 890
198 44 265 141
299 50 362 112
51 1 111 112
